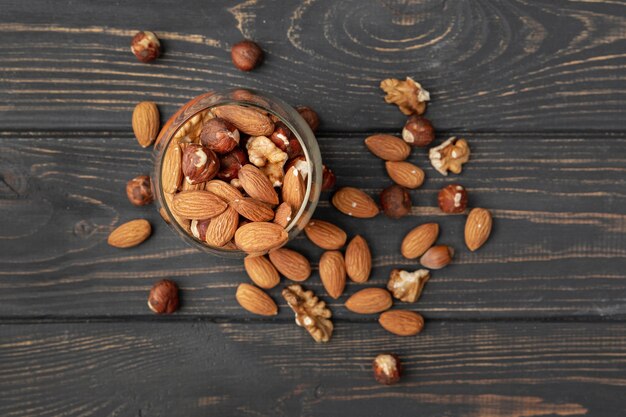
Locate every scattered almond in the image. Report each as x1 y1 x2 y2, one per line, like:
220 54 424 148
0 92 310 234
238 164 279 205
282 166 306 213
401 223 439 259
132 101 160 147
273 202 293 228
344 235 371 283
465 208 493 251
385 161 425 189
235 283 278 316
230 197 275 222
304 219 347 250
244 255 280 289
364 134 411 161
268 248 311 282
331 187 379 218
234 222 288 253
107 219 151 248
420 245 454 269
212 105 274 136
345 288 392 314
205 179 243 203
319 251 346 299
170 190 228 220
205 206 239 247
378 310 424 336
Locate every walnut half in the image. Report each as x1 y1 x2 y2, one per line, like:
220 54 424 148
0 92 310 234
282 284 333 343
380 77 430 115
246 135 288 186
428 137 470 176
387 269 430 303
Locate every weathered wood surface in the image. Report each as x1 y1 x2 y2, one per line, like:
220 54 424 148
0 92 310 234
1 131 625 319
1 0 626 131
1 321 625 416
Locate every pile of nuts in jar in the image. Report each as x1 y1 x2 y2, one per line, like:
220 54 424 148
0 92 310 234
107 31 494 386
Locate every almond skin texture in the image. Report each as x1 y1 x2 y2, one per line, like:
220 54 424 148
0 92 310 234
420 245 454 269
205 179 243 203
212 105 274 136
385 161 425 189
170 190 228 220
238 164 279 205
244 255 280 289
332 187 379 218
345 288 392 314
319 251 347 299
465 208 493 251
379 310 424 336
282 166 306 213
205 206 238 247
268 248 311 282
230 197 275 222
364 134 411 161
273 202 293 228
345 235 371 283
132 101 160 147
304 219 347 250
162 142 183 193
401 223 439 259
235 283 278 316
107 219 151 248
234 222 289 253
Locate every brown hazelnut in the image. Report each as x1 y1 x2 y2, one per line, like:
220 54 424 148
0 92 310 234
126 175 153 206
402 115 435 147
231 40 264 71
380 184 411 219
200 118 240 154
420 245 454 269
130 31 161 63
182 144 220 184
190 219 210 241
217 148 248 181
285 155 309 180
438 184 468 214
321 165 336 191
148 279 179 314
372 353 402 385
296 106 320 133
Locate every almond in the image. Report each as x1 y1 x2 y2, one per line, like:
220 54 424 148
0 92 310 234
304 219 347 250
364 134 411 161
170 190 228 220
205 179 243 203
212 105 274 136
244 255 280 289
465 208 493 251
107 219 151 248
282 166 306 213
161 142 182 193
164 192 191 233
205 206 238 247
344 235 371 283
331 187 379 218
234 222 289 253
132 101 160 147
235 283 278 316
268 248 311 282
420 245 454 269
385 161 425 189
230 197 275 222
345 288 392 314
401 223 439 259
378 310 424 336
319 251 346 299
238 164 279 205
273 202 293 228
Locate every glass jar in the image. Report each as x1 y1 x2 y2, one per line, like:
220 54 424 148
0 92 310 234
153 89 322 258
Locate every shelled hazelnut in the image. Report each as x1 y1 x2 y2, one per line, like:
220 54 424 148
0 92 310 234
231 40 264 71
380 184 411 219
130 31 161 63
372 353 403 385
181 144 220 184
438 184 468 213
148 279 179 314
402 115 435 147
126 175 153 206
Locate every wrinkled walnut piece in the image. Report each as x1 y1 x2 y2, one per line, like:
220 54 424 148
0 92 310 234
387 269 430 303
429 137 470 176
246 136 288 186
380 77 430 115
282 284 333 343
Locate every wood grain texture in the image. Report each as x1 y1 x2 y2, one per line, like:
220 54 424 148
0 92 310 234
1 132 625 319
2 320 625 416
1 0 626 131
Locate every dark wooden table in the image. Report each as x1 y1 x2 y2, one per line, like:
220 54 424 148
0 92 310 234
2 1 626 415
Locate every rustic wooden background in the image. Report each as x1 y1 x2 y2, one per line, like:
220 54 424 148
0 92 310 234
1 0 626 415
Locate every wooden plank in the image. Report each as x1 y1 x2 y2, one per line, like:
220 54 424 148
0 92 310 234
1 131 625 319
1 0 626 131
1 320 625 416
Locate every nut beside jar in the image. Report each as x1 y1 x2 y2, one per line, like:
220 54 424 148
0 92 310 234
153 90 322 257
